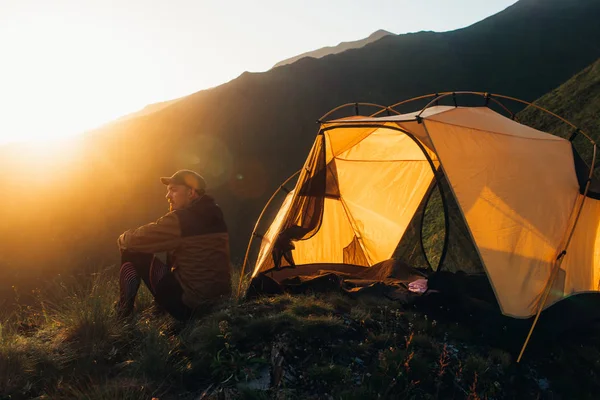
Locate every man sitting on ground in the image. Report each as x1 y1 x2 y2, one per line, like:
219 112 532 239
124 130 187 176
116 169 231 320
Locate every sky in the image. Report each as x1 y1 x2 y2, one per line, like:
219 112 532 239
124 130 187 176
0 0 518 144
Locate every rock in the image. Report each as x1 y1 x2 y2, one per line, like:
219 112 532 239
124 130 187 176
236 366 271 391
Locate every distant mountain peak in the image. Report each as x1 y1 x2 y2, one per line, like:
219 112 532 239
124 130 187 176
272 29 394 69
369 29 393 38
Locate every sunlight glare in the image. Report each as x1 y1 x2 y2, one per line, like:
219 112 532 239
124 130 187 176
0 10 164 144
3 135 84 186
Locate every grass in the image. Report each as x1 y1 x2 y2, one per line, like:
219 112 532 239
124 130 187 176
1 267 600 399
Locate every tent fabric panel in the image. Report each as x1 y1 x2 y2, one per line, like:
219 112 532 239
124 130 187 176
425 119 580 317
343 236 370 266
335 158 434 264
324 122 404 163
324 126 379 163
253 190 296 277
394 121 437 156
296 160 340 199
427 107 563 141
337 127 436 161
561 198 600 294
325 161 341 198
292 197 357 265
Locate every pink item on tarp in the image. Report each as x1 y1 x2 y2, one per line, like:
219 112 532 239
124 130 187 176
408 278 428 294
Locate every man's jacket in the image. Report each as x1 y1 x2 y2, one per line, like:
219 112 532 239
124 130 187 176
118 195 231 308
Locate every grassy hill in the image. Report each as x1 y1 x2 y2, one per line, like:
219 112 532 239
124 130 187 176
517 57 600 162
2 266 600 399
518 57 600 137
1 0 600 302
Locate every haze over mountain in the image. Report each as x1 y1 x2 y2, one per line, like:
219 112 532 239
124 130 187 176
112 97 186 123
273 29 393 68
1 0 599 298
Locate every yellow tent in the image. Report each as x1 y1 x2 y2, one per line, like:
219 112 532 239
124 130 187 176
241 93 598 356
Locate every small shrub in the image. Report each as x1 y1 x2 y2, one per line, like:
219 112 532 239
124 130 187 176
464 354 490 379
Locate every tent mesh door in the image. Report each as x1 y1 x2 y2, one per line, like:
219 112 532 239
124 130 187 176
394 171 485 275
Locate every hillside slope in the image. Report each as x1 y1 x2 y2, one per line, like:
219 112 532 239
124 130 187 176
111 97 186 123
517 57 600 147
1 0 600 292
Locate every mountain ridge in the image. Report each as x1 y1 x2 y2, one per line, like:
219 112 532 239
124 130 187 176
272 29 394 69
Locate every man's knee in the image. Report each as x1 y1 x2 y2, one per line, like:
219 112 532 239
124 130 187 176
121 250 154 269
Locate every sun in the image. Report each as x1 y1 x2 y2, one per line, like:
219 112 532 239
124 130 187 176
0 45 128 146
0 11 157 146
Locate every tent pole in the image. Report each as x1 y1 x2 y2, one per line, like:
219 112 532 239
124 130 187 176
372 93 440 117
319 102 399 121
236 170 301 299
437 173 451 271
418 180 438 272
517 142 597 362
486 96 515 120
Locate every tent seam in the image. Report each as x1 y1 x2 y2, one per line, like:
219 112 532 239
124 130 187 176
425 117 565 142
334 158 434 163
421 120 507 315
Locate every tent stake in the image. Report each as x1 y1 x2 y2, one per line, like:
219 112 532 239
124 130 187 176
517 255 564 363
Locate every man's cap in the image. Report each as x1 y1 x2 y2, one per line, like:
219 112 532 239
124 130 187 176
160 170 207 193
